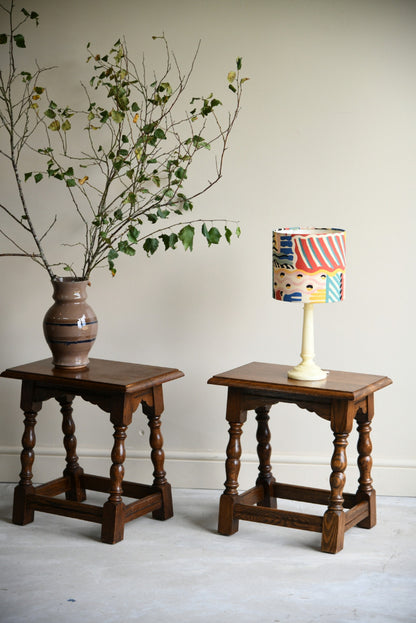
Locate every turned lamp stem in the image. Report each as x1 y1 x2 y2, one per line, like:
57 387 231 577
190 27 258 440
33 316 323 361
287 303 327 381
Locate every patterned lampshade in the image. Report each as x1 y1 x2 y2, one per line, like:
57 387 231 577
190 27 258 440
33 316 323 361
273 228 346 304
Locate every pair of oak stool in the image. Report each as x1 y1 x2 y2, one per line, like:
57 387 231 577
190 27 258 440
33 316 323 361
1 357 391 554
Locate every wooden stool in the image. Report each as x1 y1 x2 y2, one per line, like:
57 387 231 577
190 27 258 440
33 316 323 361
1 358 183 543
208 362 392 553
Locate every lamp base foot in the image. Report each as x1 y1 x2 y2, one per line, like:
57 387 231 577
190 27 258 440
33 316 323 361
288 361 328 381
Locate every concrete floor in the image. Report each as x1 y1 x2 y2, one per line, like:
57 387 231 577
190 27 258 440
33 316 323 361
0 484 415 623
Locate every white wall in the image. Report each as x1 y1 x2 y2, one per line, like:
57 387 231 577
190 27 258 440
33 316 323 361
1 0 414 495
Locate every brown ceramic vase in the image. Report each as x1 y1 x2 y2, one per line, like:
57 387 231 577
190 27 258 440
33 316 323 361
43 277 98 369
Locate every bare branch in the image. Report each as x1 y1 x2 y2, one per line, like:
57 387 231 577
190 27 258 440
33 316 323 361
39 214 57 241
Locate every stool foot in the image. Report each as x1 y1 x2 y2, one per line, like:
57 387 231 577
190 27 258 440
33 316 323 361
12 484 34 525
356 488 376 529
152 482 173 521
256 481 278 509
64 468 87 503
218 494 239 535
101 501 125 544
321 510 345 554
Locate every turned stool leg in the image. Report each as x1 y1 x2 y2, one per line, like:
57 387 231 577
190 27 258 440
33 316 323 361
101 424 127 544
321 432 348 553
255 405 277 508
218 421 244 535
356 402 376 528
58 395 86 502
13 408 39 525
146 410 173 521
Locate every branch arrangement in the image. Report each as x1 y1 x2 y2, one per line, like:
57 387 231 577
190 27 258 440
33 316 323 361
0 1 248 279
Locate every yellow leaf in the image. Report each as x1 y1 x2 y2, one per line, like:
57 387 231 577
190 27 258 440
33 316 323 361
32 94 40 100
78 176 89 185
133 113 139 124
227 71 236 83
48 119 60 131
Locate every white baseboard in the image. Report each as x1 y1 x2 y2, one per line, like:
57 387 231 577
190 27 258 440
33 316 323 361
0 447 414 497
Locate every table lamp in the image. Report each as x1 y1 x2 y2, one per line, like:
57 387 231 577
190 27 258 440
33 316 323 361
273 227 346 381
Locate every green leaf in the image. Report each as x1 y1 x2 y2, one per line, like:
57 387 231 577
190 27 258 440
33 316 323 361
147 213 158 224
113 156 124 171
34 173 43 183
114 45 124 64
34 86 44 95
127 225 139 244
13 34 26 48
157 207 169 219
154 128 166 140
0 34 7 45
114 208 123 220
44 108 56 119
236 57 242 70
202 224 221 246
127 192 136 205
158 82 172 95
175 167 187 180
24 172 32 182
118 240 136 256
228 84 237 93
107 248 119 276
225 226 232 244
178 224 195 251
131 102 140 112
64 167 74 177
160 233 178 250
111 110 124 123
66 178 76 187
22 9 39 24
209 226 221 244
143 238 159 256
191 135 209 150
143 122 156 134
236 226 241 238
61 119 71 131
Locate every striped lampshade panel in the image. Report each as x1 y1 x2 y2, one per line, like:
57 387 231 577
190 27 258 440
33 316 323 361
273 228 346 303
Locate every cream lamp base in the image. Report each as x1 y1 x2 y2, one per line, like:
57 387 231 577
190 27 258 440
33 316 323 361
287 302 328 381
